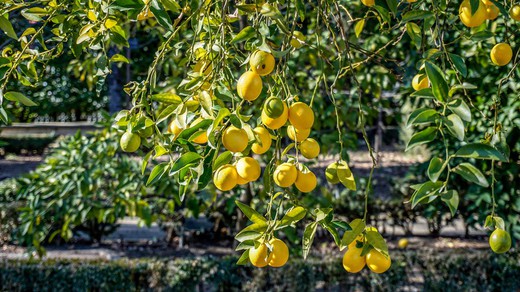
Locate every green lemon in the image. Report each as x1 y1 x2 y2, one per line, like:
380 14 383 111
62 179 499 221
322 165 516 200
264 96 284 119
120 132 141 153
489 228 511 254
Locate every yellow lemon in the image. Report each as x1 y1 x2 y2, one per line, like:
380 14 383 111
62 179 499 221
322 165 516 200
288 102 314 130
262 101 288 130
237 71 263 101
459 0 487 27
267 238 289 267
299 138 320 159
249 242 269 268
412 74 429 91
349 234 364 248
236 157 261 182
222 126 249 153
486 4 499 20
190 118 208 144
342 245 366 273
137 8 154 20
168 120 183 136
366 249 391 274
510 5 520 21
236 174 249 185
290 31 306 49
398 238 409 249
361 0 375 7
213 164 238 191
120 132 141 153
273 163 297 187
490 43 513 66
407 0 417 3
287 125 310 142
249 50 275 76
251 127 272 154
295 170 317 193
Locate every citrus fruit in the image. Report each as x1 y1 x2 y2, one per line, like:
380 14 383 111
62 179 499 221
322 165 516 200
249 50 275 76
249 242 269 267
213 164 238 191
222 126 248 153
459 0 487 27
137 8 154 20
236 174 249 185
295 170 317 193
120 132 141 153
510 5 520 21
236 157 261 182
325 162 341 184
193 59 212 75
361 0 375 7
398 238 409 249
262 101 288 130
290 31 306 49
486 4 499 20
168 121 183 136
481 0 492 4
251 127 272 154
300 138 320 159
412 74 429 91
288 102 314 130
349 234 364 248
191 118 208 144
490 43 513 66
273 163 297 187
267 238 289 267
366 249 391 274
264 96 285 119
237 71 263 101
287 125 310 142
342 245 366 273
489 228 511 254
407 0 417 3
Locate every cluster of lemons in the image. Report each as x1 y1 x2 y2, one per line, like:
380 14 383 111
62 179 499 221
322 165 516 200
249 237 290 268
343 230 392 274
209 50 320 194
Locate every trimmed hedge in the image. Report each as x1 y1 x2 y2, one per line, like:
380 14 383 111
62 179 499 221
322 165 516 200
0 250 518 291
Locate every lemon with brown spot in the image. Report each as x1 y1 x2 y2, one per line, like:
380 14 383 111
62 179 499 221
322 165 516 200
222 126 249 153
273 163 297 187
213 164 238 191
249 50 275 76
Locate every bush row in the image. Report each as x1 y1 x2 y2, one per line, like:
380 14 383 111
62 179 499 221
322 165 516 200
1 250 519 292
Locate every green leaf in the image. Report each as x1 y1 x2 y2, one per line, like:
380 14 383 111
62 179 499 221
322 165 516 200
149 0 172 28
441 190 459 216
341 219 365 248
159 0 181 12
235 201 267 224
386 0 398 14
146 162 169 186
21 7 48 22
454 143 507 162
110 54 130 63
302 221 318 260
447 99 471 122
141 150 153 175
236 250 250 265
445 114 465 141
448 53 467 77
406 127 437 151
337 161 356 190
453 162 489 187
470 0 480 15
402 10 433 22
411 181 443 208
278 206 306 229
213 151 232 170
296 0 305 21
321 221 341 246
231 26 256 43
0 14 17 39
315 208 332 222
449 83 477 97
407 108 439 127
427 157 445 182
425 62 449 102
171 152 202 174
355 19 365 38
410 88 434 98
365 230 389 253
4 91 38 106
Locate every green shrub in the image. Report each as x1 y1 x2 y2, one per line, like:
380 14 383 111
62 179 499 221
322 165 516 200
0 135 56 155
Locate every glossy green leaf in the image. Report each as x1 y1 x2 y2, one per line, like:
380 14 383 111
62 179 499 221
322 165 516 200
411 181 443 208
146 162 169 186
171 152 202 174
341 218 365 248
448 53 467 77
235 200 267 224
425 62 449 102
231 26 256 43
447 99 471 122
406 127 437 151
445 114 465 141
0 14 17 39
441 190 459 216
407 108 439 127
453 162 489 187
278 206 306 229
427 157 445 182
302 221 318 259
4 91 37 106
454 143 507 162
402 10 434 22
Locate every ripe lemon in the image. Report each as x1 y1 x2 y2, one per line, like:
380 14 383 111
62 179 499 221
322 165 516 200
290 31 306 49
264 96 285 119
213 164 238 191
510 5 520 21
251 127 272 154
268 238 289 267
349 234 364 248
168 120 183 136
137 8 154 20
237 71 263 101
120 132 141 153
236 174 249 185
366 249 391 274
361 0 375 7
189 118 208 144
300 138 320 159
295 170 317 193
325 162 341 184
262 101 288 130
342 245 366 273
490 43 513 66
273 163 297 187
249 50 275 76
249 242 269 267
481 0 492 4
398 238 409 249
193 60 212 75
407 0 417 3
412 74 429 91
236 157 261 182
222 126 249 153
287 125 310 142
486 4 499 20
288 102 314 130
489 228 511 254
459 0 487 27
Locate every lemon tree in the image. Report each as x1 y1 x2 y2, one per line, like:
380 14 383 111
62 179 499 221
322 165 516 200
1 0 518 269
